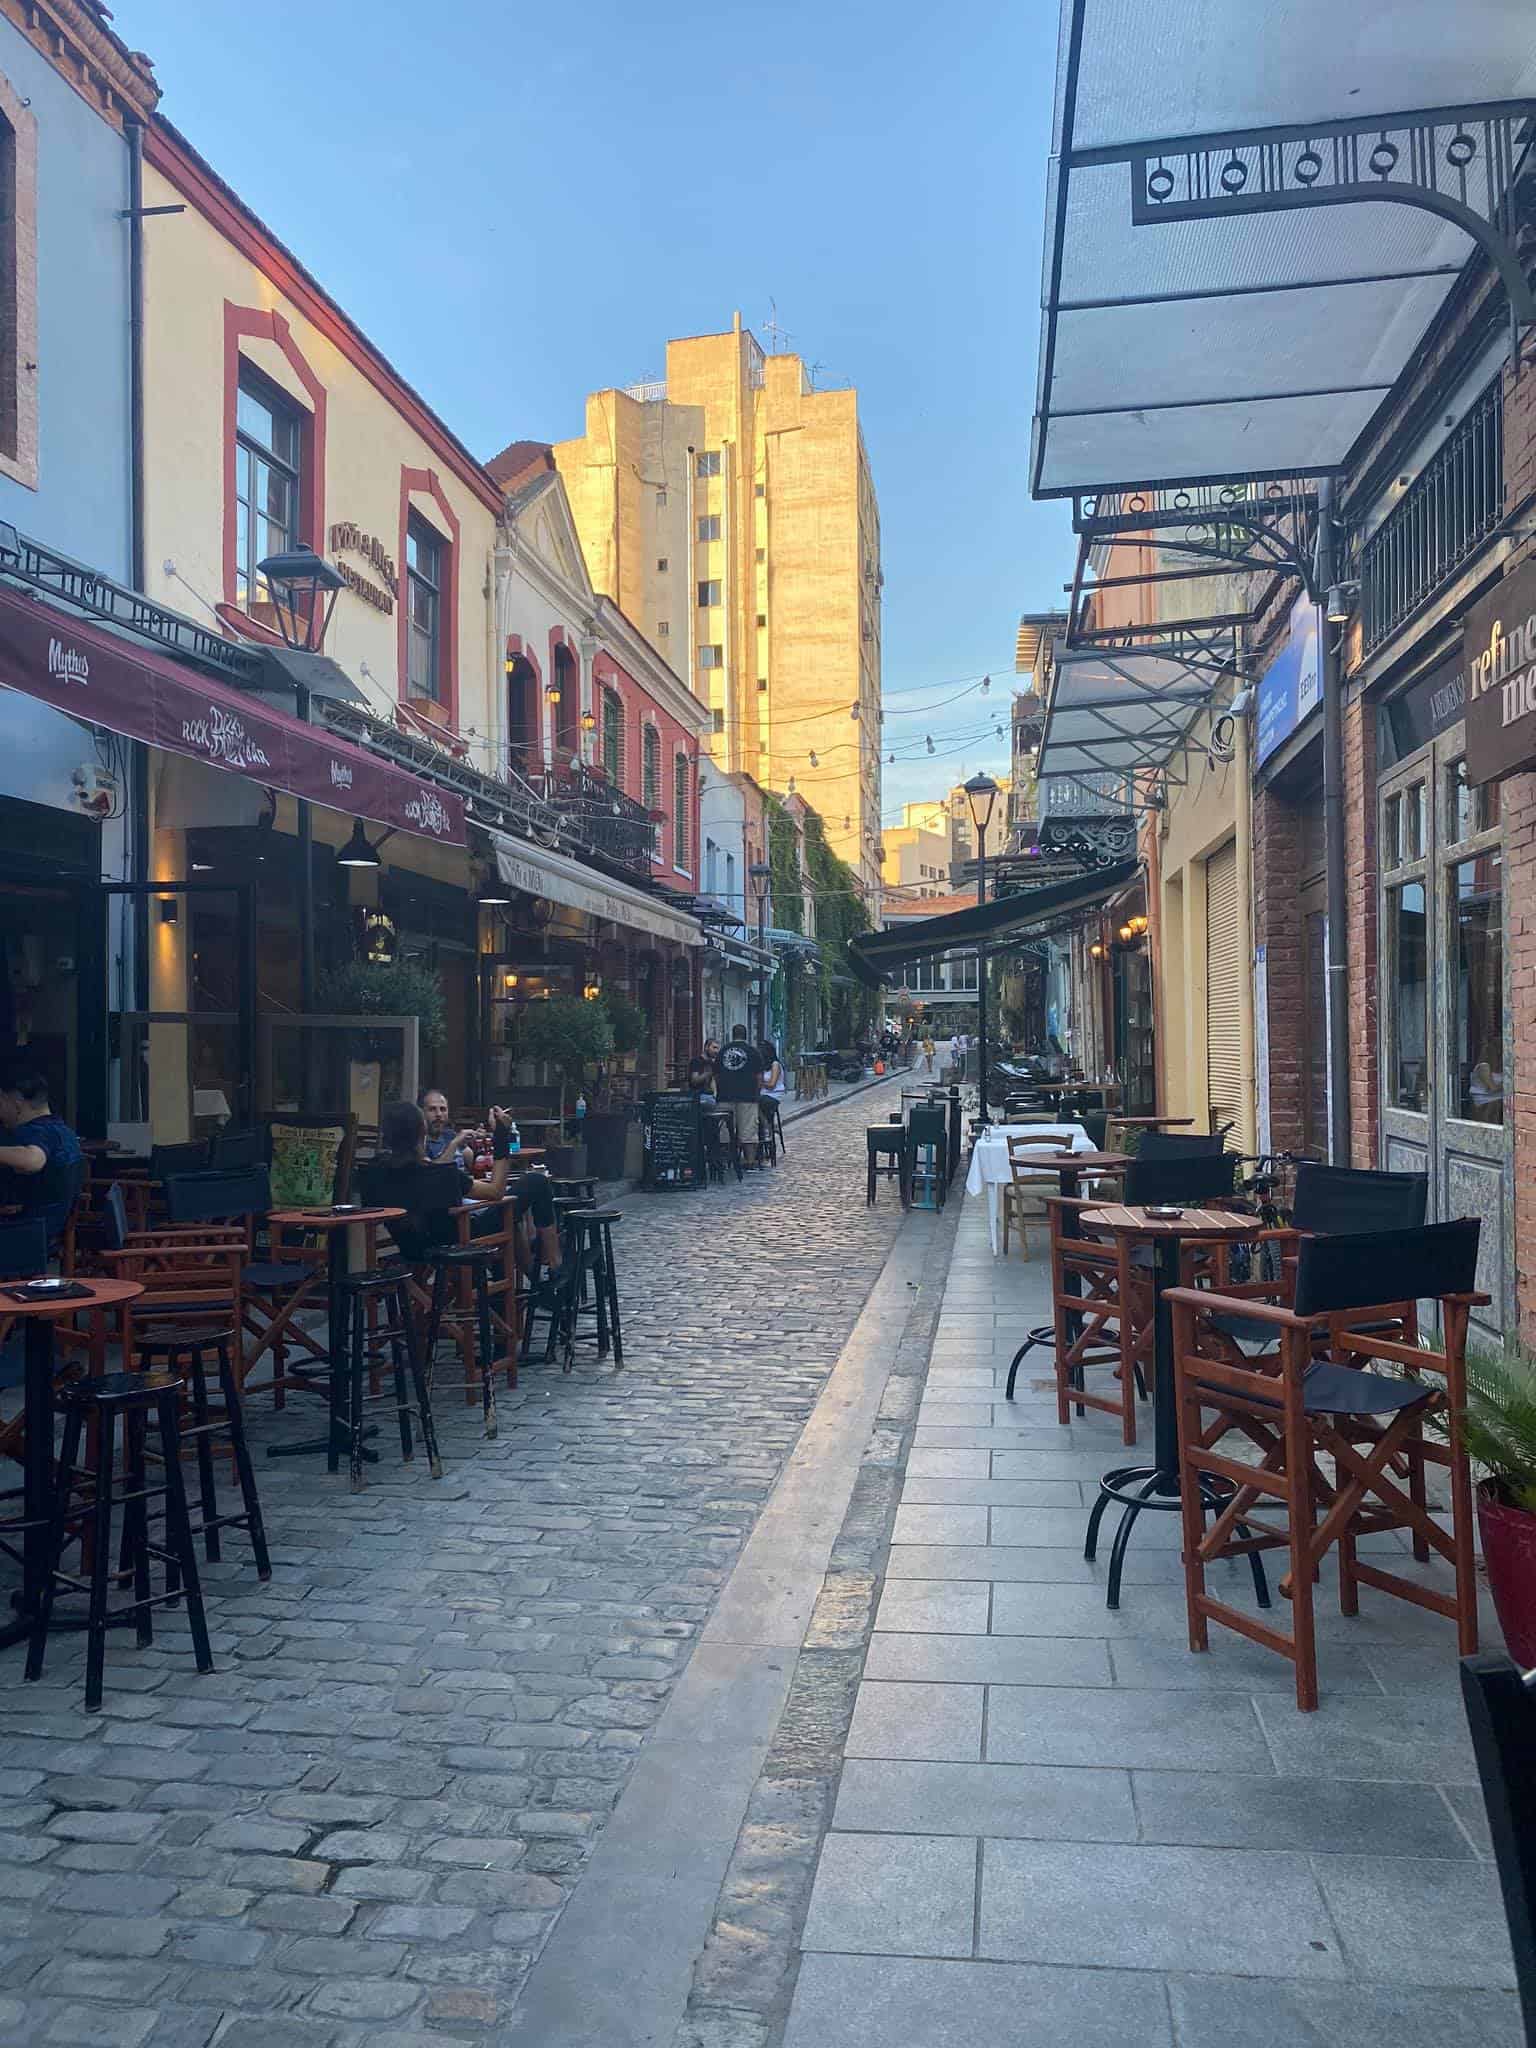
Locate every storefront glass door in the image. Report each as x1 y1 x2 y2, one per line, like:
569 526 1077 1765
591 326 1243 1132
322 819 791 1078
88 882 256 1144
1378 728 1508 1340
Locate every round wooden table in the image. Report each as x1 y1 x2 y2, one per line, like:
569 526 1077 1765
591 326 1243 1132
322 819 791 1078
1037 1149 1132 1200
1078 1204 1260 1608
0 1276 143 1645
265 1208 404 1467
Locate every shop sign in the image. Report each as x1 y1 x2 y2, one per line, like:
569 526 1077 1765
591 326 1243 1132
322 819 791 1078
1465 556 1536 786
328 522 397 615
1255 594 1321 766
1377 642 1466 769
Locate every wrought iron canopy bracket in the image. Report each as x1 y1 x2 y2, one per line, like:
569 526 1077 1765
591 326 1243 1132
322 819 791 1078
1036 815 1139 867
1095 100 1536 333
1065 620 1248 677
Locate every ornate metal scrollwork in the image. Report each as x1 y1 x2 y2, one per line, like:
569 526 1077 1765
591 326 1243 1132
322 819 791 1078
1129 102 1536 325
1037 816 1139 867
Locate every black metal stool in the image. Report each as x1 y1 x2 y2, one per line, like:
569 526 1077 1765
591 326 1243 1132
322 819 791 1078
423 1246 500 1440
334 1268 443 1492
135 1327 272 1579
758 1101 787 1165
519 1201 588 1371
29 1370 212 1712
548 1176 599 1203
566 1208 624 1368
866 1125 907 1206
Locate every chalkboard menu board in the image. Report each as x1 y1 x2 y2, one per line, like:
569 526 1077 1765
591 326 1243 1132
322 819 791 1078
643 1092 705 1190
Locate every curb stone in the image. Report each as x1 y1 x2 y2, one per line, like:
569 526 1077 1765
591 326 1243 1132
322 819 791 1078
667 1183 964 2048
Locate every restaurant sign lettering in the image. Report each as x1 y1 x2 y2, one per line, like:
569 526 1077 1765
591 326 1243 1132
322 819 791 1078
1466 556 1536 786
328 521 397 615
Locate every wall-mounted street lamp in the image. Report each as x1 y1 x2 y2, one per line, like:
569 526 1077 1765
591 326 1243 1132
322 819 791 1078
255 546 345 654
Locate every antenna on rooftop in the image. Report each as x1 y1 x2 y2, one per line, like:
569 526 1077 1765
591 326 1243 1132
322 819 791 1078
764 299 792 354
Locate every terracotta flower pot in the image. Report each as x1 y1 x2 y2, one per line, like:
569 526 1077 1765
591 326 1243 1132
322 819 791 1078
1476 1481 1536 1668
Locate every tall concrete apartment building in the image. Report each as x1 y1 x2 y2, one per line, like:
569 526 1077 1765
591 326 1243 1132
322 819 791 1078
554 315 883 890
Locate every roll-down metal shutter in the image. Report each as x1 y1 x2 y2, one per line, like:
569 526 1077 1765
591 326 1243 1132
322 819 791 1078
1205 838 1242 1134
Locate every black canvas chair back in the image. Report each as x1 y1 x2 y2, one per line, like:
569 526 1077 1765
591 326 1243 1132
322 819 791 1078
1290 1161 1428 1236
1292 1216 1480 1319
212 1128 262 1171
103 1181 130 1252
150 1140 210 1181
1123 1151 1237 1208
1136 1130 1227 1162
0 1217 47 1278
163 1167 270 1227
907 1106 947 1152
355 1159 464 1262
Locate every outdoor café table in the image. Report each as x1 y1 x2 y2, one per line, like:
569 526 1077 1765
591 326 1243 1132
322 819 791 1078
0 1276 143 1648
263 1207 403 1466
1078 1203 1259 1609
1038 1149 1132 1200
965 1122 1092 1254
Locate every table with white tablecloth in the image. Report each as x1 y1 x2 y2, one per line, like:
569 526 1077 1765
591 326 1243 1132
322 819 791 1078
964 1122 1093 1254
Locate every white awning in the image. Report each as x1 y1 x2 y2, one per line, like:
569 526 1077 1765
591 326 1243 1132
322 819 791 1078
494 836 704 947
1039 645 1217 779
1032 0 1536 497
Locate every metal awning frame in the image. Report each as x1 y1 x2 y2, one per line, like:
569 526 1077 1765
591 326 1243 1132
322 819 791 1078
1033 0 1536 500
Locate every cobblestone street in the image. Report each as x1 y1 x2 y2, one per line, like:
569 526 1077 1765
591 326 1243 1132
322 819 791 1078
0 1078 913 2047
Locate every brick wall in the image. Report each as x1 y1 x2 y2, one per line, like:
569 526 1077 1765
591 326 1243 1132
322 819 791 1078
1251 785 1305 1154
1342 694 1379 1169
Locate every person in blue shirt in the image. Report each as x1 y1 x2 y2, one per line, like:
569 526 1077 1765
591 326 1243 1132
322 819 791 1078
0 1051 83 1246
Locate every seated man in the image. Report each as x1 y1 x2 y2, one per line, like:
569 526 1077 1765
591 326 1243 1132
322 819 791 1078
0 1051 83 1247
419 1087 476 1165
368 1100 561 1273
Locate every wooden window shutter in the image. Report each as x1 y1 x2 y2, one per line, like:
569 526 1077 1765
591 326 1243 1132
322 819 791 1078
1205 838 1243 1133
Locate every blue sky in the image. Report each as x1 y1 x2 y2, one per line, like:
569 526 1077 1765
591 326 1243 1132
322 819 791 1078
123 0 1072 820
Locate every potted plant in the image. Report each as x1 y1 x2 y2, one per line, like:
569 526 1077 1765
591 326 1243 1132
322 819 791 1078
314 957 446 1110
606 994 649 1074
510 994 615 1177
1463 1344 1536 1666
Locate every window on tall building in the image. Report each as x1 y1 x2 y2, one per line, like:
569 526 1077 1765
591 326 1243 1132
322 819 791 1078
601 688 624 786
656 620 669 637
711 709 725 734
756 547 765 563
696 451 721 478
756 613 767 628
754 483 765 498
757 677 768 691
657 557 668 572
655 489 668 508
698 580 721 608
234 367 303 611
674 753 690 866
697 515 721 542
405 515 445 702
699 645 723 669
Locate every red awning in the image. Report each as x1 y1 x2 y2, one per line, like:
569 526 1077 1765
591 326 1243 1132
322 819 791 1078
0 585 466 846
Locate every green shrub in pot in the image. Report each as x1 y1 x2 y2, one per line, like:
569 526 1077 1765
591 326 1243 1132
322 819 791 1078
1463 1344 1536 1667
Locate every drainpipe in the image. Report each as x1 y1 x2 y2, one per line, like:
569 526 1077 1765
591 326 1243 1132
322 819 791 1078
1233 656 1257 1159
1318 477 1352 1166
126 115 150 1016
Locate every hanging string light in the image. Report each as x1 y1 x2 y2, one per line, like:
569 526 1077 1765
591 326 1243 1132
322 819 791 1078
925 736 936 754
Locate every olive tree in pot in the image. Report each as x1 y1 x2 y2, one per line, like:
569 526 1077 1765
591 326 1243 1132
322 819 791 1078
1464 1345 1536 1667
510 995 614 1178
586 994 649 1180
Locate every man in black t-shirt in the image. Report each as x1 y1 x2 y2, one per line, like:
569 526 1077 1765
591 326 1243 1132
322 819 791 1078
714 1025 764 1165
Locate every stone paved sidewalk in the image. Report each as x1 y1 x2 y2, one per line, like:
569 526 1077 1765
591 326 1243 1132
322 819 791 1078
0 1075 911 2047
776 1190 1524 2048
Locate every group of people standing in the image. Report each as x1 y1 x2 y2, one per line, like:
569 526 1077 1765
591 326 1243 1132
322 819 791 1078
686 1026 786 1167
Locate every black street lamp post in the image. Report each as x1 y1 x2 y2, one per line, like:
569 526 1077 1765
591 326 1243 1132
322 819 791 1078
963 771 1000 1118
256 546 346 1104
749 861 772 1045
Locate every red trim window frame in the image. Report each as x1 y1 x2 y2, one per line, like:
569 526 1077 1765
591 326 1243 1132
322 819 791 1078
222 305 326 615
398 467 460 727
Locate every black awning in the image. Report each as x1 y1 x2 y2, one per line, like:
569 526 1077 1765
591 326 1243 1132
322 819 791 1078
851 860 1137 986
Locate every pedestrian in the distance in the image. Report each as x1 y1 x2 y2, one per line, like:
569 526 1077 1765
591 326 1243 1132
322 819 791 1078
714 1024 764 1166
920 1033 936 1075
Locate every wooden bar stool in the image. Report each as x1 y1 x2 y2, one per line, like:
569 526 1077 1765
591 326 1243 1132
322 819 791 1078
29 1370 212 1712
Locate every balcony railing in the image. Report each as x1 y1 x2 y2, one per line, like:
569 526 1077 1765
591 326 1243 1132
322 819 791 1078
538 762 660 876
1360 379 1503 657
